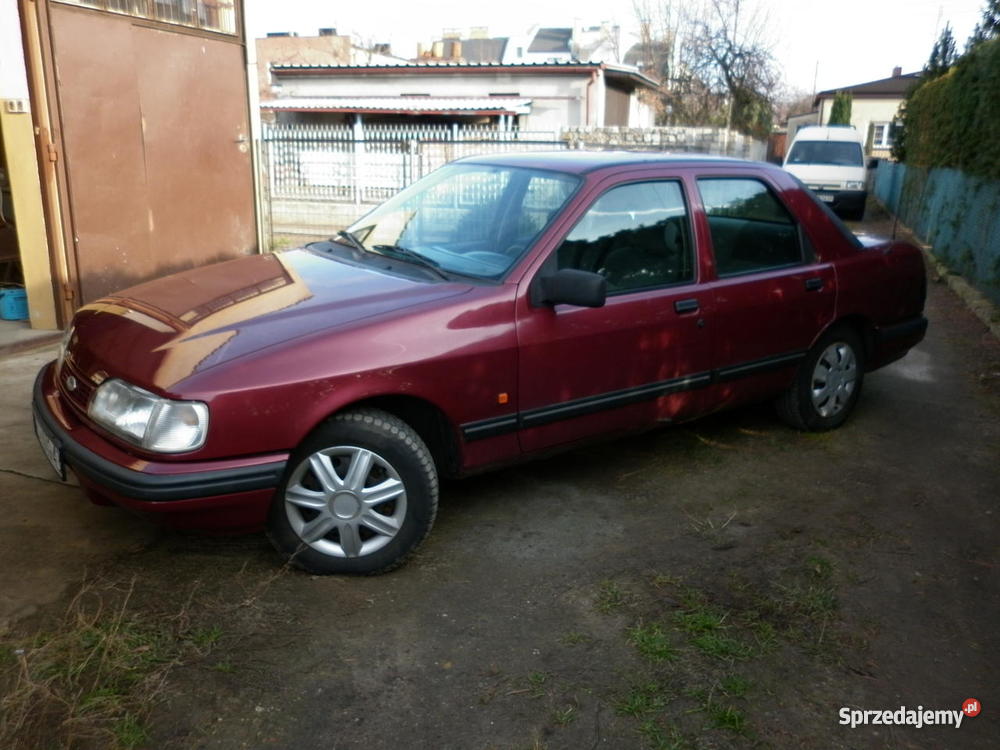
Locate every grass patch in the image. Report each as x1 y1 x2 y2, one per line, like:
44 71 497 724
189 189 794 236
595 580 633 613
805 555 834 580
559 631 591 646
113 713 149 748
691 633 753 661
685 510 737 538
616 682 669 717
551 705 577 727
527 671 548 698
187 625 224 650
707 702 747 734
673 608 726 634
638 719 688 750
627 623 677 663
649 572 683 589
672 603 754 660
0 566 286 750
719 674 751 698
0 578 178 750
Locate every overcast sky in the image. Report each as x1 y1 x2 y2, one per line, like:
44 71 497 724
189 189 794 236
246 0 987 95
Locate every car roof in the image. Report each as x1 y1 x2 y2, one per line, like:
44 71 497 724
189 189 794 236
791 126 864 143
456 150 762 175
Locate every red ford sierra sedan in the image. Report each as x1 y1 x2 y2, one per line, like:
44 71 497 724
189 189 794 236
33 152 927 574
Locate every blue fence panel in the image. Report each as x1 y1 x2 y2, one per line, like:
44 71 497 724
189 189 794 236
874 160 1000 305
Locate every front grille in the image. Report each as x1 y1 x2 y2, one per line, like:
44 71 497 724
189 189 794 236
57 356 97 419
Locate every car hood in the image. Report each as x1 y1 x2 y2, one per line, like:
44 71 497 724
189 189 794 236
64 248 473 392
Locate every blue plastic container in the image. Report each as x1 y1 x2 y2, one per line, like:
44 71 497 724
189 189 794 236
0 288 29 321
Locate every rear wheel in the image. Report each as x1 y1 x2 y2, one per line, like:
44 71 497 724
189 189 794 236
267 408 438 574
776 326 865 431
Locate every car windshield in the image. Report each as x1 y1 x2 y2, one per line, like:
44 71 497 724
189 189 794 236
786 140 863 167
344 163 579 280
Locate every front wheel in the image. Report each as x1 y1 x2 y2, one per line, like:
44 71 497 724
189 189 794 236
267 408 438 575
776 327 865 431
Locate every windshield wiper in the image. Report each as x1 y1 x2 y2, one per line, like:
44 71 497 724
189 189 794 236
371 244 450 281
334 229 367 253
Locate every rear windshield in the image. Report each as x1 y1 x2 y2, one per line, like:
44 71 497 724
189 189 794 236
787 140 863 167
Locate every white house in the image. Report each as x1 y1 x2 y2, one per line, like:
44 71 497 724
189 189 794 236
263 61 659 133
790 68 921 158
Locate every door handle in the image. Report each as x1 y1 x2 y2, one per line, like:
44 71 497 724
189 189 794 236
674 298 699 314
805 278 824 292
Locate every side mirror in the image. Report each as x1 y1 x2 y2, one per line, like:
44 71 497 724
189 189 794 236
539 268 607 308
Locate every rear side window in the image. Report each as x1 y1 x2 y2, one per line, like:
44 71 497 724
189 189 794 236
786 140 863 167
697 178 803 276
556 181 694 294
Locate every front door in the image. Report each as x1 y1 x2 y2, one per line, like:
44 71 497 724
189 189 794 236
516 177 712 454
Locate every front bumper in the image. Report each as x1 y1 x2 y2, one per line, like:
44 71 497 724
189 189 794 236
32 362 287 531
810 188 867 216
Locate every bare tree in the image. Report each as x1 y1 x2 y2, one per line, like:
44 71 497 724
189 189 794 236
633 0 779 136
687 0 778 137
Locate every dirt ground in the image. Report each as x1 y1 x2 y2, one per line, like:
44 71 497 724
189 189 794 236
1 211 997 750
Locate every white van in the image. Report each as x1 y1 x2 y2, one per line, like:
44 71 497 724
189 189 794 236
783 125 867 220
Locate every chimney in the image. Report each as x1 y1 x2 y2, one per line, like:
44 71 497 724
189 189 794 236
892 66 902 77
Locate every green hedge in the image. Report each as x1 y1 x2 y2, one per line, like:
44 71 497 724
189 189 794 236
903 37 1000 179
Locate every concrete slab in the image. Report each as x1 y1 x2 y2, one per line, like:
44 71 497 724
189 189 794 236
0 319 61 357
0 345 157 630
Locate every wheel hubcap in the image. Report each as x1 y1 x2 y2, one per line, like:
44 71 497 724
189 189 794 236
810 342 858 418
331 492 361 519
284 446 407 559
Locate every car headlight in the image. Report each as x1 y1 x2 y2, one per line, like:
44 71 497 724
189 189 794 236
845 181 864 190
88 379 209 453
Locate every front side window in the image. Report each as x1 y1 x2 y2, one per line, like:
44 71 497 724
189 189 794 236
697 178 803 276
347 164 578 280
556 181 694 294
786 140 864 167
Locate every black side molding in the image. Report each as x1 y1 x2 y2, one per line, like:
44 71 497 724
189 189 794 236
459 349 807 442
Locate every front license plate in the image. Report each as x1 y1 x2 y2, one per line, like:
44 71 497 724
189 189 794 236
818 194 835 203
33 413 66 481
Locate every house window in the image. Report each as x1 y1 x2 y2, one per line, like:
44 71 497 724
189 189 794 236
872 122 894 149
55 0 237 36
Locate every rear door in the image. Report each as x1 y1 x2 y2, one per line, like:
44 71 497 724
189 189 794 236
692 173 836 409
515 173 713 454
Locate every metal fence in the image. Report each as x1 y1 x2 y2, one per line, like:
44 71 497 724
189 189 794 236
259 122 769 245
874 160 1000 305
260 124 566 243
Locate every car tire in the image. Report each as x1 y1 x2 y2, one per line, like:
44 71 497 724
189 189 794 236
776 326 865 431
267 408 438 575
